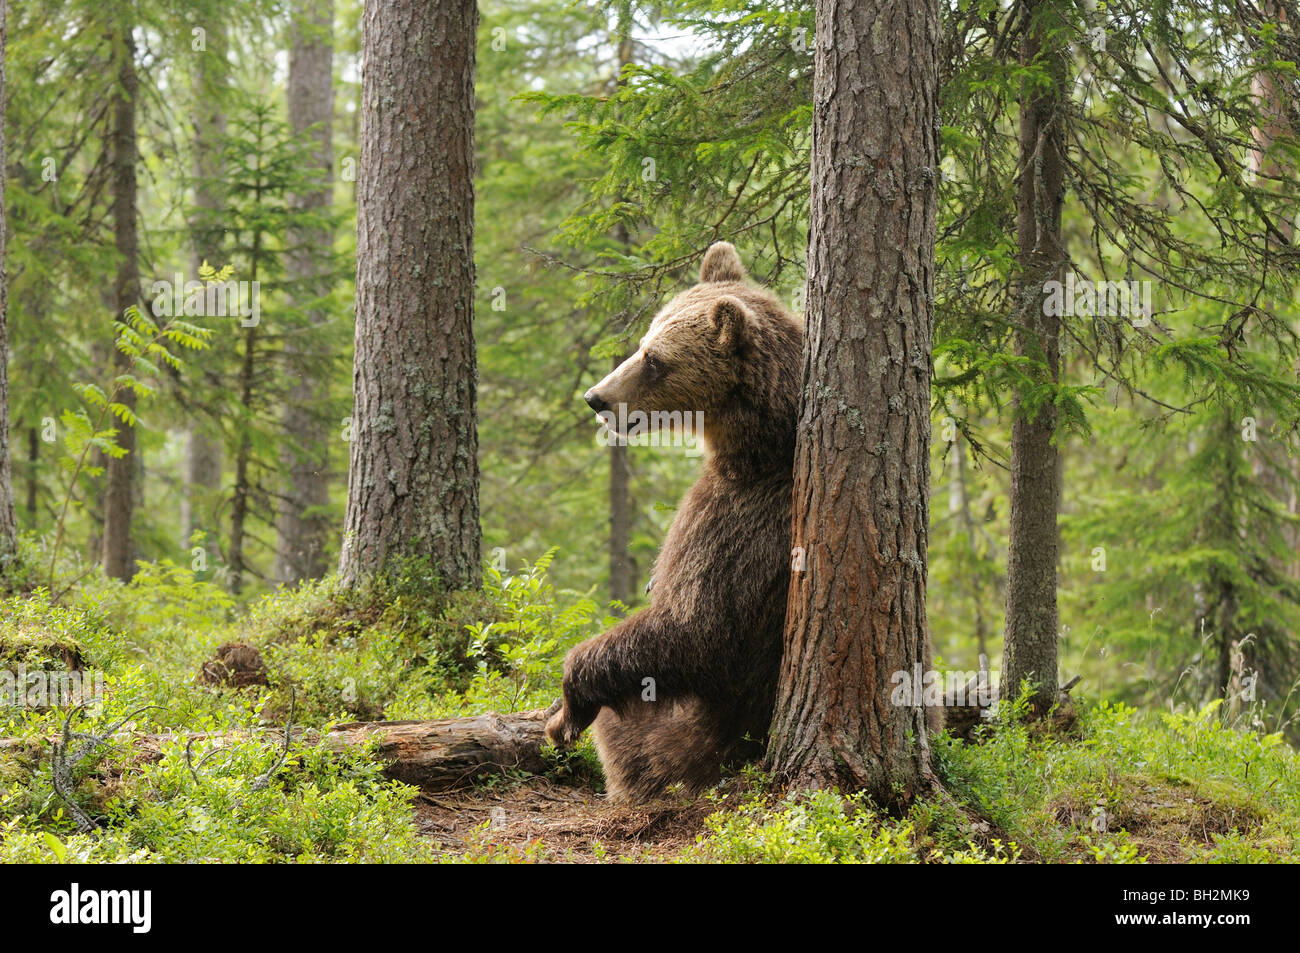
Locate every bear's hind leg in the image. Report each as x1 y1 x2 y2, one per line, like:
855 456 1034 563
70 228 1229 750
591 698 732 802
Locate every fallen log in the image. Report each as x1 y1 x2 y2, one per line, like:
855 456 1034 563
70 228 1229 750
322 709 556 788
0 705 561 792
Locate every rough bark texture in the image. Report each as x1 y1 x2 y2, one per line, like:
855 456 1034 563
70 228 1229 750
101 27 140 582
181 21 227 561
340 0 480 590
276 0 335 586
0 709 555 792
1001 0 1067 715
322 711 553 788
0 6 15 580
765 0 941 806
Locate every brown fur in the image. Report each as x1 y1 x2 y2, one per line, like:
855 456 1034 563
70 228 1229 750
547 242 803 801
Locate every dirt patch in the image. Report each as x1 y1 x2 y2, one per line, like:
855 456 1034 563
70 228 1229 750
413 779 715 862
200 643 270 689
1052 775 1261 862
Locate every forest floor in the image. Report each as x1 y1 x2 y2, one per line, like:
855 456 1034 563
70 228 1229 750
412 777 712 862
407 764 1275 864
4 566 1298 864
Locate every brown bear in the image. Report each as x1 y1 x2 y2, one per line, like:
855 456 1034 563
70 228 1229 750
546 241 803 801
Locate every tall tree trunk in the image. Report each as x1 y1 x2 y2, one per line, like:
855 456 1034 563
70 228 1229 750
181 20 227 560
1212 411 1245 699
340 0 480 590
182 429 222 554
228 243 260 597
26 427 38 521
1001 0 1067 716
1248 1 1297 577
766 0 941 806
608 369 635 605
276 0 335 586
951 437 988 660
227 335 256 595
0 6 17 582
607 14 637 607
101 25 140 583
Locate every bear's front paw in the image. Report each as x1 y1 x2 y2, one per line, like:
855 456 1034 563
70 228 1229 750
545 706 585 747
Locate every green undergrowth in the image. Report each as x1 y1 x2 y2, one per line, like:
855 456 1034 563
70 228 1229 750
0 548 604 863
683 700 1299 864
1 546 1297 863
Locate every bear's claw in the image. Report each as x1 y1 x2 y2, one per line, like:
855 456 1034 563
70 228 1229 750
546 708 583 747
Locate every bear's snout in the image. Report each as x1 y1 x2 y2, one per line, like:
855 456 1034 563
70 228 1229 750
584 390 609 414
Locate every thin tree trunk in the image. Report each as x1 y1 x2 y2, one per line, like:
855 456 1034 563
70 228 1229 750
1001 0 1067 716
606 15 637 607
766 0 941 807
952 437 988 659
276 0 335 586
0 6 16 581
1213 410 1245 700
26 427 38 520
182 430 222 553
228 248 260 597
101 26 140 583
181 20 227 560
340 0 480 590
1248 1 1296 577
608 351 635 605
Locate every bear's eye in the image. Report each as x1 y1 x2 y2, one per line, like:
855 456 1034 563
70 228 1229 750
643 353 664 381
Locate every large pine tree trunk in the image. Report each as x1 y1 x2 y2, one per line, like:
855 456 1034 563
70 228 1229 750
340 0 480 590
766 0 940 806
1001 0 1067 716
0 6 16 580
101 26 140 583
276 0 335 586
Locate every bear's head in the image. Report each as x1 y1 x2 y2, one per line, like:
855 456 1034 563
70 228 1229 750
583 242 802 473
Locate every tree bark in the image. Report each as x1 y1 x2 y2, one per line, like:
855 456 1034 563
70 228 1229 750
1001 0 1067 716
0 6 16 581
765 0 941 807
340 0 480 590
323 710 554 788
276 0 335 586
101 25 140 583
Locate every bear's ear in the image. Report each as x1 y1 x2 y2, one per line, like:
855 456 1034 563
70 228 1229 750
710 296 751 351
700 242 746 283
